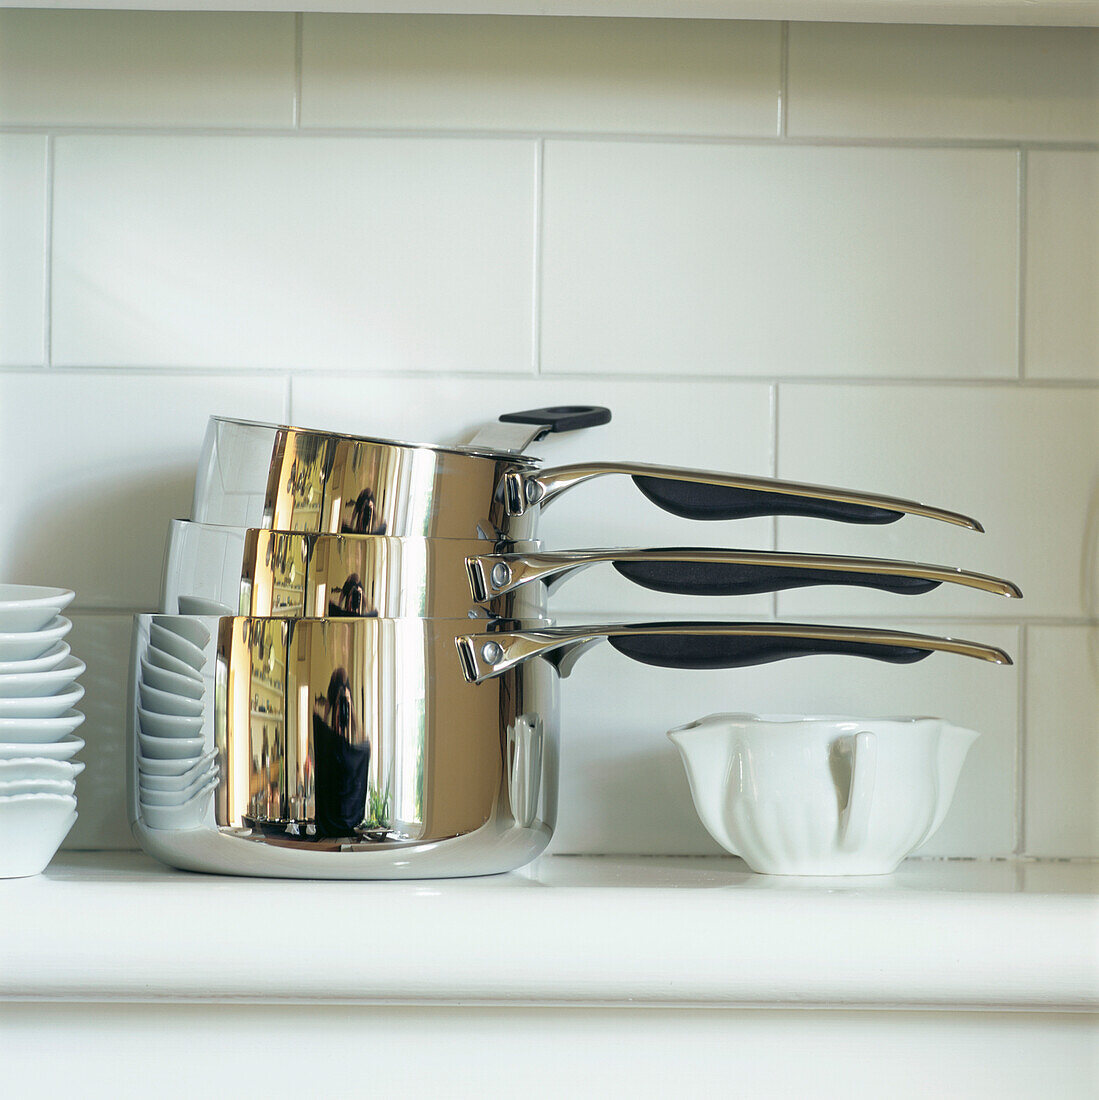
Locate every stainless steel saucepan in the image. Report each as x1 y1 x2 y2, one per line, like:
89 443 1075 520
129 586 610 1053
192 409 984 541
128 613 1011 880
162 520 1022 622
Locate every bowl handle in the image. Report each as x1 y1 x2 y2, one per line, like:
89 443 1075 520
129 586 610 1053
839 731 877 851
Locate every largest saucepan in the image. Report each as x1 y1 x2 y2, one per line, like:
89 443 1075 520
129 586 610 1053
191 409 984 541
128 613 1010 880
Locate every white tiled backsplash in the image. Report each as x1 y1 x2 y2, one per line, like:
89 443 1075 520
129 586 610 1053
1 13 1096 858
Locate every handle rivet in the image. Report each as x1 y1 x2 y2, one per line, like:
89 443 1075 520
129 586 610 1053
481 642 503 664
525 481 544 504
490 562 512 589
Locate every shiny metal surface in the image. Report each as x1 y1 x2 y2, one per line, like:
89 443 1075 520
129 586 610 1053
455 622 1013 684
128 614 558 879
519 463 984 531
465 546 1022 602
193 417 987 540
162 521 547 620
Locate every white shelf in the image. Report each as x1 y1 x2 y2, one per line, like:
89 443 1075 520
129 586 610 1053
2 852 1097 1009
4 1 1099 24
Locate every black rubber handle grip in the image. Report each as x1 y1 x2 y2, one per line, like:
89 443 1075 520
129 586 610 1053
613 557 940 597
498 406 612 434
632 477 903 525
607 630 933 670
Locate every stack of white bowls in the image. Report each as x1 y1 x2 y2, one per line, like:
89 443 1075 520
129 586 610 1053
136 616 218 830
0 585 84 877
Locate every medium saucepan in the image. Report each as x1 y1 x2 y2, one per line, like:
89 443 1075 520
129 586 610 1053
128 613 1010 880
192 409 983 541
162 520 1022 621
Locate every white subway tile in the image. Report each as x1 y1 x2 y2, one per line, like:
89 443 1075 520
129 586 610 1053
1026 152 1099 382
0 11 295 128
0 372 286 610
1024 626 1099 857
51 136 535 372
62 613 137 851
291 375 775 617
773 385 1099 621
549 621 1018 857
541 143 1017 379
788 24 1099 141
301 15 781 136
0 136 46 367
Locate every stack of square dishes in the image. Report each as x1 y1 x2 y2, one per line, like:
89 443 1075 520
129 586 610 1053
0 585 84 877
135 617 218 830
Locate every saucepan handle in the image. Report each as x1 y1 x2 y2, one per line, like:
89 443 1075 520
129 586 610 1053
465 406 612 455
465 547 1022 603
455 622 1013 684
508 462 983 530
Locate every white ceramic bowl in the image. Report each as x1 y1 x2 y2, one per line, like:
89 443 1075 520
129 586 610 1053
0 757 84 783
144 645 203 681
138 756 217 791
139 658 203 700
141 779 217 830
138 681 203 717
0 733 84 761
148 623 206 670
0 709 85 744
139 770 215 806
668 713 980 876
176 596 233 617
0 642 71 677
138 730 205 760
137 706 202 738
0 795 77 877
0 655 85 699
152 615 211 650
137 748 217 777
0 617 72 661
0 586 75 633
0 777 75 798
0 684 85 721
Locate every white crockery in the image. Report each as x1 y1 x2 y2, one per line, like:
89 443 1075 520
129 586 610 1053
176 595 234 617
0 617 72 661
139 757 218 791
0 733 84 761
152 614 211 650
0 642 71 676
0 757 84 783
148 623 205 670
138 706 202 738
0 709 85 743
0 585 75 633
139 770 216 806
668 713 980 876
0 655 85 698
0 777 75 798
145 644 204 681
137 748 217 777
138 681 203 717
0 683 84 720
0 795 77 877
138 730 205 760
141 778 217 830
139 658 203 700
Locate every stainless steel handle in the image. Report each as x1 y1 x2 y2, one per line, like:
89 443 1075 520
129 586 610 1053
465 547 1022 603
504 461 983 530
455 622 1013 684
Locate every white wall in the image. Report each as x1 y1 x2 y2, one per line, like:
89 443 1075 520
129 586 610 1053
0 13 1096 858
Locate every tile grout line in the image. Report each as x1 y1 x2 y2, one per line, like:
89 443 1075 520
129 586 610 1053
284 373 293 422
778 22 790 139
770 383 780 619
532 138 545 375
1015 624 1028 856
42 134 54 368
1017 148 1028 381
292 13 304 130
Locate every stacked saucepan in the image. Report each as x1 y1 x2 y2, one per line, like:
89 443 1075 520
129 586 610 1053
129 406 1021 879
